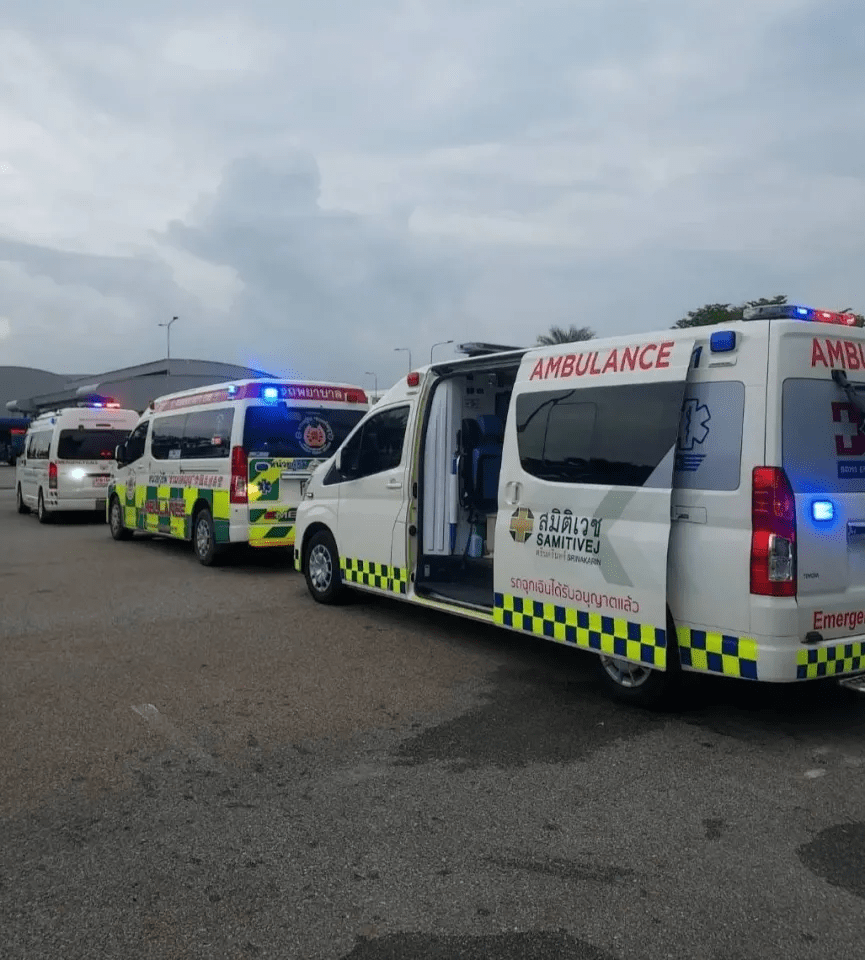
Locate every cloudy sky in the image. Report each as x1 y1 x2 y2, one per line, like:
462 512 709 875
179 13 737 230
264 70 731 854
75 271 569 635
1 0 863 388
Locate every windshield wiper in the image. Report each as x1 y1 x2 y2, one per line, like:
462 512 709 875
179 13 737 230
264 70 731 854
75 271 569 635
832 369 865 433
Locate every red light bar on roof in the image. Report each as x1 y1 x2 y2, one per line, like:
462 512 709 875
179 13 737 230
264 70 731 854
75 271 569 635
743 303 858 326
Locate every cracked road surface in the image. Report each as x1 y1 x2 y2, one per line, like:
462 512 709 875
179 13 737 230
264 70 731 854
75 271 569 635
2 467 865 959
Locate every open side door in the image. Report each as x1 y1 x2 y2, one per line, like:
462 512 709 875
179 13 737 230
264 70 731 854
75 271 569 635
493 336 691 670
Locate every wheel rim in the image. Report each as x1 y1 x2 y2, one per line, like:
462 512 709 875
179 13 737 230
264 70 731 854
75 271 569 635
111 501 122 534
308 543 333 592
195 517 212 557
600 656 653 688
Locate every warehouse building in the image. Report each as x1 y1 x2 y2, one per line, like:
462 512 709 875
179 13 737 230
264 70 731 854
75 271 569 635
2 358 275 417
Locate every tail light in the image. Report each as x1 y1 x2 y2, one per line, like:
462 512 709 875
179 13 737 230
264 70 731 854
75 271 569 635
230 446 247 504
49 461 58 490
751 466 796 597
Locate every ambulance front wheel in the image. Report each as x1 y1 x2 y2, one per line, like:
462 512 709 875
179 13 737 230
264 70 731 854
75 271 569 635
305 530 346 604
109 496 132 541
16 485 30 515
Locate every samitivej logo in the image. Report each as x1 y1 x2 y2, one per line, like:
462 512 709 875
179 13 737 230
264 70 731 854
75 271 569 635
509 507 534 543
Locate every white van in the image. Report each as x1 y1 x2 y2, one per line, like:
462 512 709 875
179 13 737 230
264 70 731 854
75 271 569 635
16 404 140 522
107 378 369 565
295 305 865 704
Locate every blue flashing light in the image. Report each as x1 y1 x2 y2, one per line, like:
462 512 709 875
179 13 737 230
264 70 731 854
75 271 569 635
262 387 279 401
812 500 835 523
710 330 736 353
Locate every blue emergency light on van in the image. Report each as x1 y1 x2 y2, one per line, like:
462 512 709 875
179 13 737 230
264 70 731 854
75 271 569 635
812 500 835 522
262 387 279 401
710 330 736 353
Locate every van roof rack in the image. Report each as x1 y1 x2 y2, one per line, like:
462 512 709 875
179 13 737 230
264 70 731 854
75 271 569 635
457 342 524 357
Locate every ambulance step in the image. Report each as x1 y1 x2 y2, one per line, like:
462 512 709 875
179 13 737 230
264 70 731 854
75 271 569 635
838 673 865 694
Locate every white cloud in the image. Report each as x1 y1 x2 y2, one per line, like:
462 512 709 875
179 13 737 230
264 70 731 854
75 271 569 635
0 0 863 385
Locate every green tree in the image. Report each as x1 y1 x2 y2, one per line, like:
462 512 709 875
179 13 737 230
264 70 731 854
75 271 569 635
673 295 787 329
536 324 595 346
674 295 865 328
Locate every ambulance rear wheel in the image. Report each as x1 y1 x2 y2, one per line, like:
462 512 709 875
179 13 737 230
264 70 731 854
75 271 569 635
16 485 30 515
595 616 681 708
192 508 223 566
305 530 345 604
37 490 52 524
109 496 132 541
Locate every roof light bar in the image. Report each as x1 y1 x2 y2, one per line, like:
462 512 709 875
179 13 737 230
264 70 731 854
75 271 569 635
742 303 857 326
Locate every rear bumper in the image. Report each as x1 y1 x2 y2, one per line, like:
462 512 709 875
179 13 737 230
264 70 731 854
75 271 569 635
677 624 865 682
46 494 108 512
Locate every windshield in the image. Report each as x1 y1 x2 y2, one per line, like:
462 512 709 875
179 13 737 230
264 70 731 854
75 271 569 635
57 429 129 460
243 405 365 459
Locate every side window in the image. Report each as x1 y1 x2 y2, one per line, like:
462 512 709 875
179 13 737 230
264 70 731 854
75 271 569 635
516 383 684 487
125 422 150 464
34 432 52 459
25 435 35 459
151 414 186 461
674 381 745 491
339 406 410 481
182 409 234 459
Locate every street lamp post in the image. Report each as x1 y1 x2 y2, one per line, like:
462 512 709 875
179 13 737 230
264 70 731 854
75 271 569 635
159 316 178 359
394 347 412 373
430 339 454 363
365 371 378 395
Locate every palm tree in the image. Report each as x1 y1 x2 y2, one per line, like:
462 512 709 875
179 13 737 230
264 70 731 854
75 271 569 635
536 324 595 346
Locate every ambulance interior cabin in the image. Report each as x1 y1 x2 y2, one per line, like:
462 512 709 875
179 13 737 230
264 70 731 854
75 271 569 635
418 359 521 609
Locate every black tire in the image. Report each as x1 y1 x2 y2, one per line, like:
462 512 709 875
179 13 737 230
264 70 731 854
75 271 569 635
192 507 223 566
37 490 52 525
109 496 133 541
304 529 346 604
16 485 30 515
594 613 681 709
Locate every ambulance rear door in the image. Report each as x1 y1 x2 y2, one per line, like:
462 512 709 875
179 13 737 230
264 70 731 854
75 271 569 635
494 334 692 670
769 321 865 677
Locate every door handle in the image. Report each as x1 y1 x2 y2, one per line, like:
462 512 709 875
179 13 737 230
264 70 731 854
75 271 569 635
386 478 402 490
504 480 521 506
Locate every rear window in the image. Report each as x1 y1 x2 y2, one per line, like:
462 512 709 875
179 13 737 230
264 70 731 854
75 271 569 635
243 405 365 459
783 377 865 492
57 429 129 460
516 382 685 487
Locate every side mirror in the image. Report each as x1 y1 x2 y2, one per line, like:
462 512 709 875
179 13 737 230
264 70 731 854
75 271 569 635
334 448 343 473
115 443 126 465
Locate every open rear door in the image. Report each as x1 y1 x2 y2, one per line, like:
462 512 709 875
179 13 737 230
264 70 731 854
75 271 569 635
493 335 691 670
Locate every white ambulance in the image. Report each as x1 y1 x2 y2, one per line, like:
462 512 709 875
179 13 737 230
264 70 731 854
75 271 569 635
15 403 140 522
107 378 369 565
295 304 865 705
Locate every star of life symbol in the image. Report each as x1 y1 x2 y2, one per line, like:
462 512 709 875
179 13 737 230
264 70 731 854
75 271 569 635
509 507 534 543
676 399 711 473
679 400 711 451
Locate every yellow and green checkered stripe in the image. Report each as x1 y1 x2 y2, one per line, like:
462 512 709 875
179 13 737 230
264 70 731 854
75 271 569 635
340 557 408 595
494 592 666 668
797 641 865 679
111 482 230 543
677 628 758 680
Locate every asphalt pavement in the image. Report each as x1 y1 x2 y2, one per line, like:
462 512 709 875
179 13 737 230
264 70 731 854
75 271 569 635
1 462 864 959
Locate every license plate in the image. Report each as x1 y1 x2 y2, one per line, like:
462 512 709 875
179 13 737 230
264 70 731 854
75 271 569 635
94 476 110 487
